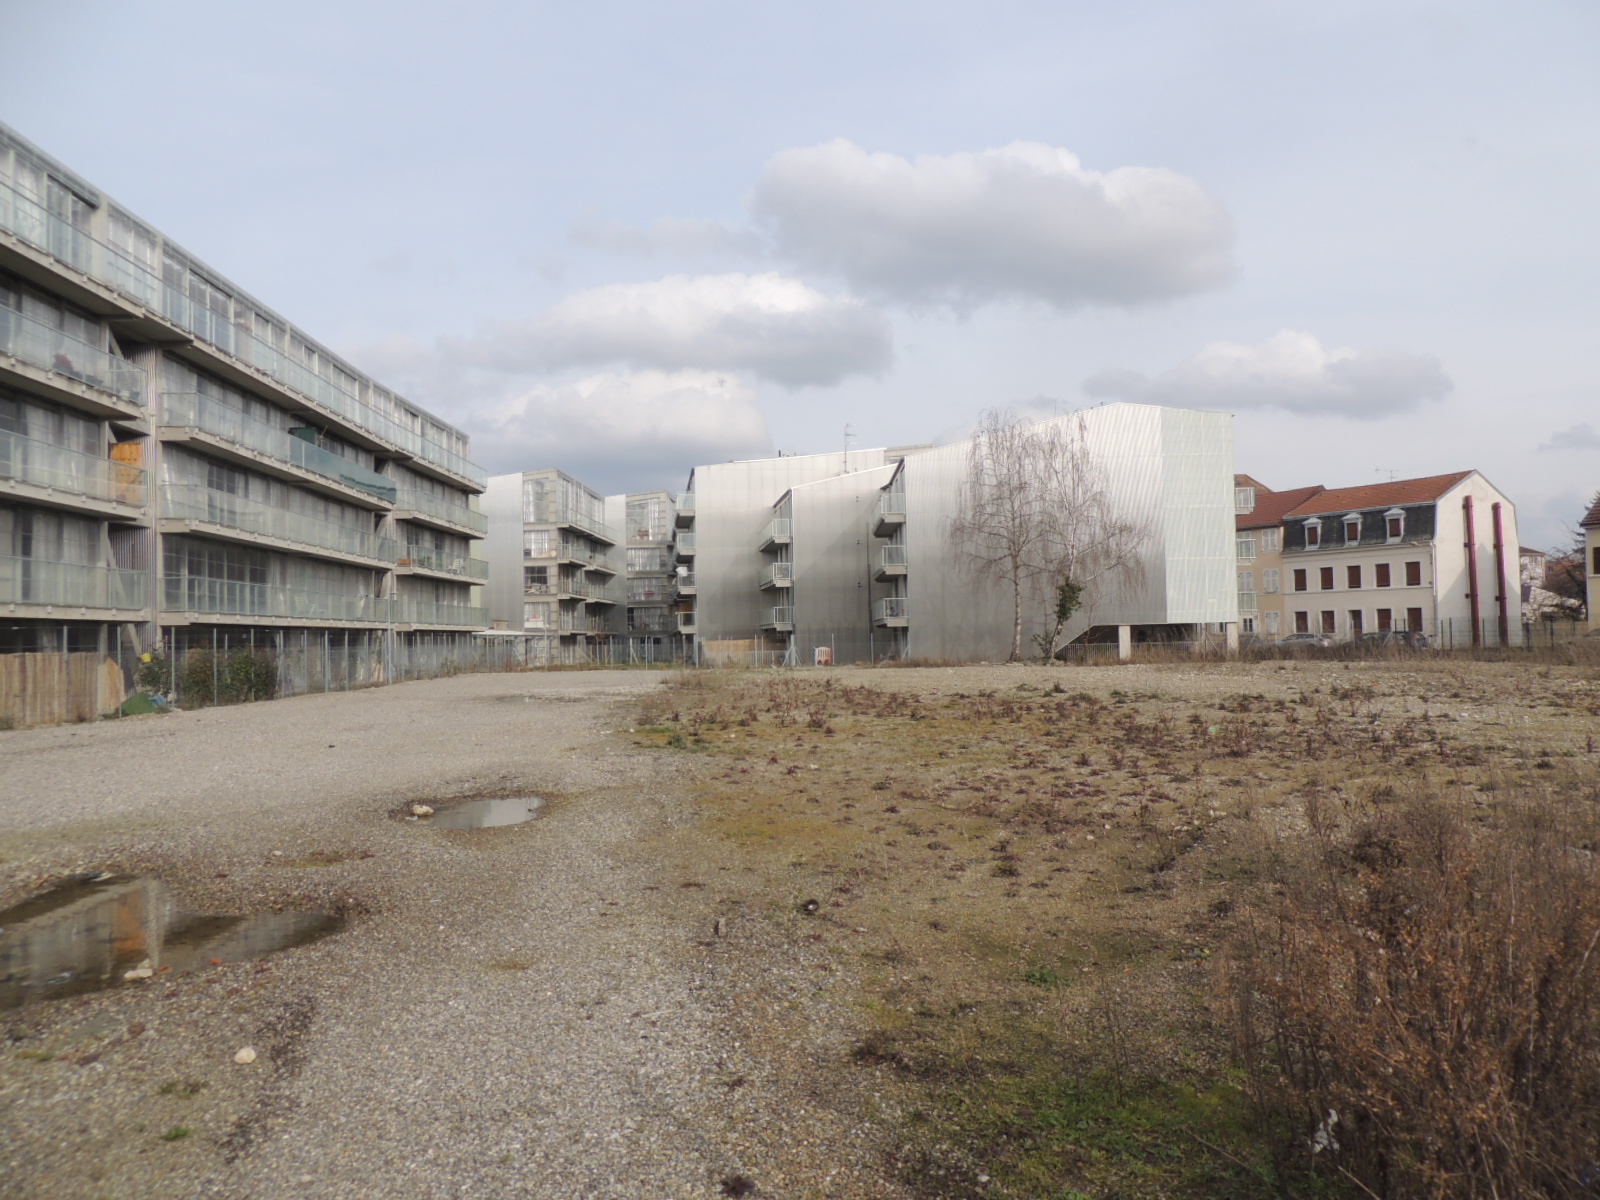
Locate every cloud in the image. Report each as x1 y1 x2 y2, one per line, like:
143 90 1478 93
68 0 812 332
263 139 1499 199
1083 331 1452 417
450 272 892 388
748 139 1234 308
472 369 772 492
569 217 765 261
1539 422 1600 452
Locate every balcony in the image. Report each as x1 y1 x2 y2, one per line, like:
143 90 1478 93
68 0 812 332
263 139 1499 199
390 600 489 629
391 488 487 537
0 179 487 490
875 544 907 580
395 545 490 582
759 605 794 632
675 572 696 595
0 430 147 518
159 392 397 507
873 596 909 627
757 518 791 550
675 492 694 526
159 484 398 568
553 540 615 573
675 531 696 557
873 494 906 538
0 306 146 415
676 609 697 634
161 576 389 624
759 561 793 590
1 555 147 614
539 504 618 546
627 583 674 604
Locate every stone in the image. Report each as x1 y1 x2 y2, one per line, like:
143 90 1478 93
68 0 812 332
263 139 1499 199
411 804 435 817
234 1046 257 1064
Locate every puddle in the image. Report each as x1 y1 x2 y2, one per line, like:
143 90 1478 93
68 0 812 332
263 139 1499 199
425 797 547 829
0 875 343 1010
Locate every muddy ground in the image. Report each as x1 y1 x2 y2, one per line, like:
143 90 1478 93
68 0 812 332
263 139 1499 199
1 658 1596 1199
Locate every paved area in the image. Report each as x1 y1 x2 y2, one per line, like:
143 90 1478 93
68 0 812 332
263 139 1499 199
0 671 903 1200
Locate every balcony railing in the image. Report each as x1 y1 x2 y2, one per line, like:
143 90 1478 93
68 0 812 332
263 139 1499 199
1 555 147 610
0 306 146 406
880 545 908 570
675 531 695 555
675 571 695 591
676 610 697 632
160 392 397 503
554 539 614 570
760 605 794 630
877 494 906 518
1238 591 1259 612
0 179 486 487
874 596 909 623
391 488 487 535
627 583 674 603
0 430 146 507
1236 537 1257 562
396 545 490 581
758 518 791 547
162 576 387 622
759 561 793 588
535 503 617 545
675 492 694 525
391 600 488 628
161 485 398 564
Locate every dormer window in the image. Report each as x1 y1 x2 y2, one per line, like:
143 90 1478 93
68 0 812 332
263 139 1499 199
1385 508 1405 542
1344 514 1362 544
1235 486 1256 514
1305 518 1322 548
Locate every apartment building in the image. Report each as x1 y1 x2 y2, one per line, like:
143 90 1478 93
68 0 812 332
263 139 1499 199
482 469 619 663
1278 471 1522 645
1583 494 1600 632
1233 475 1325 639
615 490 682 661
674 403 1238 663
0 122 487 680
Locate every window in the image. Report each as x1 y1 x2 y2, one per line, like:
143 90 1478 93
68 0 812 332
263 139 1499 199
1261 528 1281 553
1377 608 1392 631
1305 519 1322 548
524 529 551 558
1263 568 1280 594
1236 535 1257 561
1347 564 1362 589
1407 607 1424 633
1593 546 1600 575
1320 566 1334 590
1293 568 1308 592
1295 611 1310 633
523 601 551 629
1242 616 1256 632
1405 560 1422 587
1375 563 1391 588
1321 611 1336 634
1385 509 1405 541
1235 486 1255 513
1344 515 1361 543
1264 610 1281 635
1238 570 1255 593
524 565 549 592
1349 610 1364 637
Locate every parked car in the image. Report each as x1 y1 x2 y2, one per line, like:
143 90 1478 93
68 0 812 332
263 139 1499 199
1357 630 1431 650
1278 631 1335 649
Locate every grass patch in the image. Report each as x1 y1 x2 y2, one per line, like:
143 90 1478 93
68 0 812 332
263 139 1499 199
158 1125 193 1142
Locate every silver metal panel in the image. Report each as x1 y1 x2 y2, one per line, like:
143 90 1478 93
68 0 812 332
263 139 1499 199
481 473 526 628
789 465 896 664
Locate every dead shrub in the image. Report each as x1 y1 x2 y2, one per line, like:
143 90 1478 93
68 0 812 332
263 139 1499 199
1223 785 1600 1198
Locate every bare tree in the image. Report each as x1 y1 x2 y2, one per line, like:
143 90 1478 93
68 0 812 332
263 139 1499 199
949 408 1051 660
1033 416 1149 660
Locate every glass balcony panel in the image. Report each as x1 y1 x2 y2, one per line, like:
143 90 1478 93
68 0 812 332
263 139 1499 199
392 488 488 534
759 518 791 545
874 597 909 622
396 545 489 581
0 430 146 506
161 484 397 563
162 576 385 622
759 561 793 587
878 494 907 517
881 545 908 568
0 307 146 405
0 555 147 609
390 600 488 627
675 531 695 553
160 393 397 502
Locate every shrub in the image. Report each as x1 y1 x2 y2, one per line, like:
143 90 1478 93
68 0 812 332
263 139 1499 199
1224 784 1600 1198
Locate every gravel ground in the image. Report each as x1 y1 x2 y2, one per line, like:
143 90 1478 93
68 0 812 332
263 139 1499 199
0 670 907 1200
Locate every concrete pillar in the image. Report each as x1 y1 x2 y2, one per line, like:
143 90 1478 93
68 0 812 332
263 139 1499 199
1225 621 1240 654
1117 624 1132 662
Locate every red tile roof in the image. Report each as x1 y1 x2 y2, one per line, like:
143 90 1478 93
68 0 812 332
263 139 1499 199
1582 493 1600 528
1234 473 1271 491
1237 484 1325 530
1283 472 1473 519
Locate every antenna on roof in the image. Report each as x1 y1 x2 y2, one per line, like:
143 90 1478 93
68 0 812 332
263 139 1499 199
1375 468 1398 482
844 422 856 455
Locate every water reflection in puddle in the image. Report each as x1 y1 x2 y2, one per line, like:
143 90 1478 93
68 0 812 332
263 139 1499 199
426 797 547 829
0 876 343 1009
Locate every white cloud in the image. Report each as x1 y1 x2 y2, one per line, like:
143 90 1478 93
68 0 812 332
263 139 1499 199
1539 422 1600 452
749 139 1234 308
474 369 772 491
1083 330 1452 417
451 272 891 388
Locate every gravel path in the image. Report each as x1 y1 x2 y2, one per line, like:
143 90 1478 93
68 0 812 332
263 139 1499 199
0 671 905 1200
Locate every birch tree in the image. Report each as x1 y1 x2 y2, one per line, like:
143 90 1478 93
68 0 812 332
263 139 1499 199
949 408 1050 660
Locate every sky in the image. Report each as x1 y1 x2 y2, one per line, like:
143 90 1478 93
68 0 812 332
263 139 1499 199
2 1 1597 548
